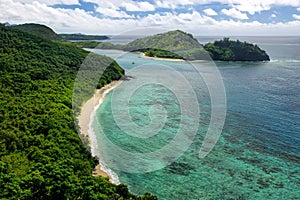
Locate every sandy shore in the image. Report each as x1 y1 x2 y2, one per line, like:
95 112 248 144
141 52 185 62
77 80 121 182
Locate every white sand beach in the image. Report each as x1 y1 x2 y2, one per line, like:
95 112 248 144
141 52 185 62
77 80 121 182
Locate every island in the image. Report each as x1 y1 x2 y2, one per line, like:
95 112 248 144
75 30 270 62
124 30 270 61
59 33 109 41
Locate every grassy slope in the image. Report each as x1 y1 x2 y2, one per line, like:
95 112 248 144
124 30 206 60
0 24 156 200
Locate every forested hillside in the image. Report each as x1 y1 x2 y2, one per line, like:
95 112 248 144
13 23 63 41
0 24 156 199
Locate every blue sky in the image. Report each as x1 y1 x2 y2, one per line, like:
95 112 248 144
0 0 299 35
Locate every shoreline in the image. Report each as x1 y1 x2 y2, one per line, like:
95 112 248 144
77 80 121 184
141 52 185 62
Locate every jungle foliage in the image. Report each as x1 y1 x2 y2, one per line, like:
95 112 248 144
0 24 156 199
204 38 270 61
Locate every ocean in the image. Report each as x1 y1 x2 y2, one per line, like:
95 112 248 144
88 36 300 199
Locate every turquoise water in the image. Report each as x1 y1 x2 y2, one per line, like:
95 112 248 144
89 39 300 199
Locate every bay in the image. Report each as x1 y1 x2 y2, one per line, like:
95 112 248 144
89 37 300 199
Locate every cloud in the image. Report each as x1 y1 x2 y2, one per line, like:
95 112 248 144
87 1 134 18
15 0 80 5
155 0 194 9
293 14 300 20
153 0 300 15
203 8 217 16
221 8 248 20
297 8 300 11
231 1 300 15
121 2 155 12
0 0 115 33
1 0 300 36
96 7 134 18
271 14 276 18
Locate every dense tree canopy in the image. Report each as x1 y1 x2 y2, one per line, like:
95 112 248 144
204 38 270 61
0 24 156 199
139 48 184 59
12 23 63 41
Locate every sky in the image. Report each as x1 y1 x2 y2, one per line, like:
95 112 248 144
0 0 300 35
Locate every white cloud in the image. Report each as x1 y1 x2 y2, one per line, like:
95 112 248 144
0 0 116 33
88 1 134 18
0 0 300 36
221 8 248 20
271 13 276 18
121 2 155 12
14 0 80 5
203 8 218 16
81 0 300 15
154 0 300 15
155 0 194 9
293 14 300 20
96 7 133 18
297 8 300 11
230 0 300 15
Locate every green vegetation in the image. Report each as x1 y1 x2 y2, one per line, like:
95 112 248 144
73 41 124 50
204 38 270 61
59 34 109 41
123 30 207 60
0 24 156 199
88 30 269 62
124 30 200 52
72 41 101 48
12 23 110 42
139 48 183 59
70 30 270 62
13 23 62 41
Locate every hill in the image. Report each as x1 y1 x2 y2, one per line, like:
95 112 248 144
0 24 156 199
124 30 201 51
204 38 270 61
123 30 207 60
12 23 62 41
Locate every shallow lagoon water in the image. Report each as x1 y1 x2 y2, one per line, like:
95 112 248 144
89 38 300 199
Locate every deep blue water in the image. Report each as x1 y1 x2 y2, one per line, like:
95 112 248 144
89 37 300 199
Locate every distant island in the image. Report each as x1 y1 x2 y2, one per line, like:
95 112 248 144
74 30 270 62
59 33 109 41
